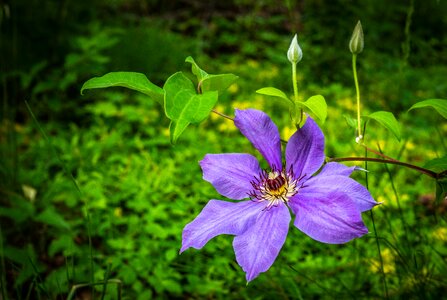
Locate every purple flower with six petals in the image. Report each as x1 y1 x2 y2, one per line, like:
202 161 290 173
181 109 378 282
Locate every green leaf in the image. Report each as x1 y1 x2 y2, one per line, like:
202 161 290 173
169 119 189 144
163 72 195 120
164 72 218 143
185 56 208 81
48 235 75 257
185 56 238 94
436 177 447 202
256 87 293 105
81 72 164 104
365 111 401 141
0 196 34 223
35 208 71 230
298 95 327 123
424 157 447 173
343 114 357 129
201 74 239 94
2 246 39 287
408 99 447 119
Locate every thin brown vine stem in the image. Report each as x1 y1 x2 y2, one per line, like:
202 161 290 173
329 156 438 179
359 143 398 162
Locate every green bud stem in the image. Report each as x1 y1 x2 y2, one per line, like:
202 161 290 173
352 54 362 140
292 63 302 126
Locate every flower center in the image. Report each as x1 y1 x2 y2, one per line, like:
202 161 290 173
249 170 298 209
266 172 287 196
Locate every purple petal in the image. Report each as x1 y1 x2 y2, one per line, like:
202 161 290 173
286 116 325 180
318 162 359 177
234 109 282 171
181 200 262 253
233 204 290 282
200 153 261 200
303 175 378 212
289 192 368 244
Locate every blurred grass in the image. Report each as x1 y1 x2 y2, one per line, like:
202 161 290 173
1 0 447 299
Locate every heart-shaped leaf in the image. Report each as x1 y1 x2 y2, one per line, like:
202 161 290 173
408 99 447 119
81 72 164 104
365 111 401 141
164 72 218 143
297 95 327 123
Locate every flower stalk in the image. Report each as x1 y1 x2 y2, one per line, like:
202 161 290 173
350 21 364 142
352 54 362 142
292 62 302 125
288 34 303 127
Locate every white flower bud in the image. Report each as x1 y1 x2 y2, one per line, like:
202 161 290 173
349 21 364 54
287 34 303 64
355 135 363 144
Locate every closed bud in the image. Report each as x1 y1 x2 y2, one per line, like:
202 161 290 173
287 34 303 64
349 21 364 54
355 135 363 144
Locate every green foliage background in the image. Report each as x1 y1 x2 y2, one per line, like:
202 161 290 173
1 0 446 299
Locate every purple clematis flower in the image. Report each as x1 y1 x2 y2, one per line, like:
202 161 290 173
181 109 377 282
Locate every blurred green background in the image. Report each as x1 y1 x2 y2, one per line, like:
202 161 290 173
1 0 446 299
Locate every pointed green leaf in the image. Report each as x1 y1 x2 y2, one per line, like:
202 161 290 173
256 87 293 105
201 74 239 94
365 111 401 141
81 72 164 104
35 208 71 230
169 119 190 145
185 56 238 94
408 99 447 119
297 95 327 123
436 177 447 202
185 56 209 81
343 114 357 129
424 157 447 173
164 72 218 143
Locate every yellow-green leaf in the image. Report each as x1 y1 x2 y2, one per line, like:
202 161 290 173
256 87 293 106
365 111 401 141
298 95 327 123
163 72 218 143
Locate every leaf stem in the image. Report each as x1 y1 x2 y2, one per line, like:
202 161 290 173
352 54 362 139
212 109 234 121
